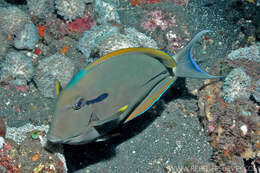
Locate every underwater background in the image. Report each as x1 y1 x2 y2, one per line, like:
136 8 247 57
0 0 259 172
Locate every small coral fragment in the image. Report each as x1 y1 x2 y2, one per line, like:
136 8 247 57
33 48 41 55
31 153 39 161
60 45 68 54
36 25 45 39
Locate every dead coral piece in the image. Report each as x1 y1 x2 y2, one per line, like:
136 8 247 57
0 51 34 86
199 79 260 173
0 6 30 35
1 133 65 172
222 68 252 103
34 53 75 98
227 44 260 63
55 0 87 21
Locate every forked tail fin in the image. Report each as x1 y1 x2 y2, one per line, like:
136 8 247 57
173 30 223 79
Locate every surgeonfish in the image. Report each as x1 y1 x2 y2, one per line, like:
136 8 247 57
47 30 223 145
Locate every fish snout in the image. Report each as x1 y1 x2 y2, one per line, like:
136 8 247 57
47 132 64 144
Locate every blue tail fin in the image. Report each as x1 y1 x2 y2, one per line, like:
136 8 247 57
173 30 223 79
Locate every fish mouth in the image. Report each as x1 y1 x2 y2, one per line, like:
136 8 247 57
47 131 81 144
47 133 64 143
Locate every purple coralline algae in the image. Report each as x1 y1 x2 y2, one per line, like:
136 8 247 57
0 51 34 86
222 68 252 103
94 0 120 24
227 44 260 63
78 24 119 61
141 10 177 31
0 7 30 35
34 53 75 98
14 23 39 50
55 0 89 21
28 0 55 19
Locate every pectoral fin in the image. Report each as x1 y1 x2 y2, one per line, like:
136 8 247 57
89 105 129 132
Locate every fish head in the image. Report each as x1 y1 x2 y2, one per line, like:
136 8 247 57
47 83 100 145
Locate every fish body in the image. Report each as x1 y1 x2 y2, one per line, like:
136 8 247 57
47 30 222 145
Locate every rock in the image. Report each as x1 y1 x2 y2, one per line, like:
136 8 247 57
94 0 120 24
34 53 75 98
222 68 251 103
28 0 54 19
55 0 87 21
227 44 260 63
14 23 39 50
0 6 30 35
0 51 34 86
97 33 139 56
78 24 119 61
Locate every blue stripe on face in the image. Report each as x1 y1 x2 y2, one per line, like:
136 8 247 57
86 93 108 105
66 70 87 90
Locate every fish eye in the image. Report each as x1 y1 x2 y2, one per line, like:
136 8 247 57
72 96 85 110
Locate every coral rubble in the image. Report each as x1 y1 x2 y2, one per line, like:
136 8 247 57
14 23 39 50
34 53 75 98
55 0 88 21
0 51 34 86
0 7 30 35
222 68 252 103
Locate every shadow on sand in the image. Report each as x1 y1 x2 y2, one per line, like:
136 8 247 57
62 78 189 172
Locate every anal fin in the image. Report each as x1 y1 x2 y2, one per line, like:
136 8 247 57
124 77 174 123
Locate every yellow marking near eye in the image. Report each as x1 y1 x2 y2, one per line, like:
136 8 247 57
118 105 128 112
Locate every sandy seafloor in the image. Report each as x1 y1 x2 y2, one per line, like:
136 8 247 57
0 0 259 172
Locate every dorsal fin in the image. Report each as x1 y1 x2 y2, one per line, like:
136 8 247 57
85 48 177 71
